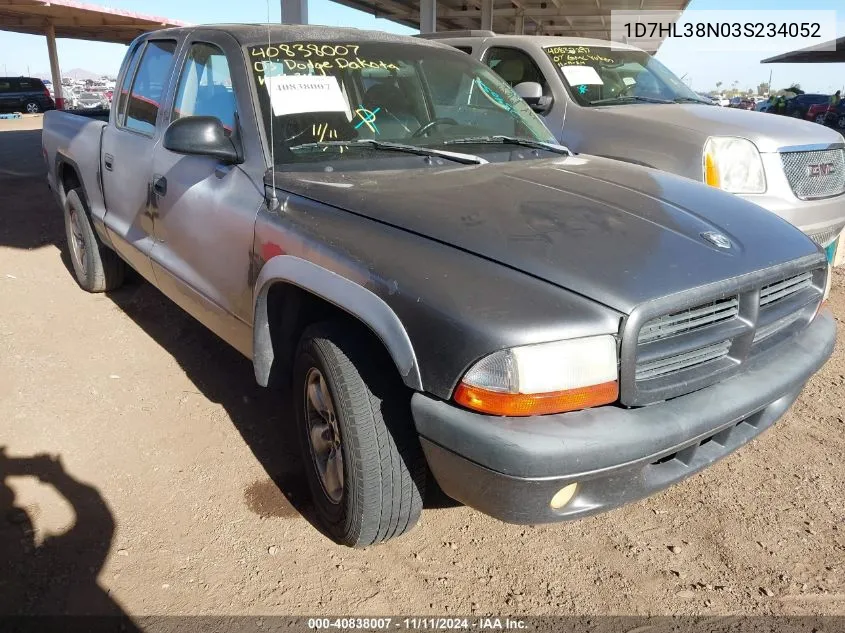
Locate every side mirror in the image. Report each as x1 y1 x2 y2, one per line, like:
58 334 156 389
513 81 553 114
163 116 242 164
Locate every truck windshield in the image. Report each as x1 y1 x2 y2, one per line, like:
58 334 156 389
543 45 706 107
248 41 555 165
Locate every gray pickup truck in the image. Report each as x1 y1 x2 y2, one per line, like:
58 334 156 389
431 33 845 250
43 24 835 547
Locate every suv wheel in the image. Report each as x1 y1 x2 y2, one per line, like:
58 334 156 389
63 188 125 292
815 113 826 124
293 321 425 547
24 101 40 114
838 115 845 130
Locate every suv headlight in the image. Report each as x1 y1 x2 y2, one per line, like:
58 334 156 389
703 137 766 194
453 335 619 417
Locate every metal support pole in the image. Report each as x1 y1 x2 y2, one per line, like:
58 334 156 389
514 13 525 34
45 22 64 110
280 0 308 25
420 0 436 34
481 0 493 31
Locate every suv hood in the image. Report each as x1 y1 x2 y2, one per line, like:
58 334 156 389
275 154 822 313
597 103 845 153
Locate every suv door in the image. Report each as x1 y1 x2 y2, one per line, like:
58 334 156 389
148 33 265 354
0 79 13 111
100 38 179 281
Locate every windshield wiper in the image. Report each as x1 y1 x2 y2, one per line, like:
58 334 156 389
442 135 572 155
589 95 673 105
672 96 712 105
288 139 487 165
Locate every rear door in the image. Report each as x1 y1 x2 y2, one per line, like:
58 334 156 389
148 32 265 355
100 37 180 281
0 79 14 111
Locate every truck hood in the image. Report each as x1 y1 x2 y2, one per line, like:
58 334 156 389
275 154 822 313
596 103 845 153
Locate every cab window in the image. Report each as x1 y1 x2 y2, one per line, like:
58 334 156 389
172 43 237 132
124 39 177 136
485 47 549 95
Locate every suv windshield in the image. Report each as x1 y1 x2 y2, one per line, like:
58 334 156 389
248 41 555 166
543 45 704 107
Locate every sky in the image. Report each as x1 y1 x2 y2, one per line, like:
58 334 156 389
0 0 842 94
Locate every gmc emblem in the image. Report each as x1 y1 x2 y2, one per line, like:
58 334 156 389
806 162 836 177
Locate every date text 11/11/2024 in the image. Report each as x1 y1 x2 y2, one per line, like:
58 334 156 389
622 21 822 39
307 618 528 630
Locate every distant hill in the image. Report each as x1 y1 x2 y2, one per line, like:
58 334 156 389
63 68 102 81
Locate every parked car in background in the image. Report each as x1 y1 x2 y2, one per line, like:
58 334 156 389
42 24 836 547
785 93 830 119
755 98 773 112
75 91 110 110
429 33 845 250
0 76 55 113
729 96 754 110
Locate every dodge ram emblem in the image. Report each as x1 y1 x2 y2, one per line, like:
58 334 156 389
806 162 836 177
701 231 732 249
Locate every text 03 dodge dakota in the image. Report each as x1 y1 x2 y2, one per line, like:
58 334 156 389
43 25 835 547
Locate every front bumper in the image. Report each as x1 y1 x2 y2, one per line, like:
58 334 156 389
412 310 835 524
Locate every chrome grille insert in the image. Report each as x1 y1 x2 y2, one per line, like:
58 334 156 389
636 340 731 380
638 297 739 344
760 271 813 306
780 149 845 200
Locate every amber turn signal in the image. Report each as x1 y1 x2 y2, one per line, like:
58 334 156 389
454 380 619 417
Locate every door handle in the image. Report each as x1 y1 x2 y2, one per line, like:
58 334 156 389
103 153 114 171
152 175 167 197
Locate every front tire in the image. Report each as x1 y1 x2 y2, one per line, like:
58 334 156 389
294 321 425 547
63 188 125 292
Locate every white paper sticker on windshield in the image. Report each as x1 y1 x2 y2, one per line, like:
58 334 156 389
560 65 604 86
266 75 349 117
622 76 636 86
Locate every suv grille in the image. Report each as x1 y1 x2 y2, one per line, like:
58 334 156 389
622 266 825 406
780 148 845 200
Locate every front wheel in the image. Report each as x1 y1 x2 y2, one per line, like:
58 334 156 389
294 321 425 547
63 188 125 292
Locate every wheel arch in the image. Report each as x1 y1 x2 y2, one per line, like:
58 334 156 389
252 255 423 392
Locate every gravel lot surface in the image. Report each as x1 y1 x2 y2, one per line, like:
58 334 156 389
1 115 843 618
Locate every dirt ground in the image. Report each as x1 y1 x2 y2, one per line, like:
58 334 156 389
1 115 843 618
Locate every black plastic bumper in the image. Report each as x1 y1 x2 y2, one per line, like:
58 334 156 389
412 309 836 524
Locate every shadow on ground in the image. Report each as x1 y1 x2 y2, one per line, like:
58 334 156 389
0 448 139 626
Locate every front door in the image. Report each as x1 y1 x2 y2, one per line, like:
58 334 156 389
101 38 179 281
149 36 264 356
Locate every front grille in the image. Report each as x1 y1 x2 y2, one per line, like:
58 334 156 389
638 297 739 344
780 148 845 200
760 271 813 306
636 340 731 380
622 265 825 406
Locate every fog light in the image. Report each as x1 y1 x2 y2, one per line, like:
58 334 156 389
549 483 578 510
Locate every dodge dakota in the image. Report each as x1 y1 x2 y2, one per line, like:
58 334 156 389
43 25 835 547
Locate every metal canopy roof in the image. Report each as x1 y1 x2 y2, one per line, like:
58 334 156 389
0 0 187 43
762 36 845 64
331 0 690 42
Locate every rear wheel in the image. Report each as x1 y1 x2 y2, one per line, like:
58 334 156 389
815 114 827 124
63 188 125 292
24 101 40 114
838 115 845 130
293 321 425 547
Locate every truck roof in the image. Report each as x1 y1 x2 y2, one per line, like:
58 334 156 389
431 33 644 52
144 23 448 49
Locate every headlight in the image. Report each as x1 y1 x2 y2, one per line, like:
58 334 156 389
703 137 766 194
453 335 619 417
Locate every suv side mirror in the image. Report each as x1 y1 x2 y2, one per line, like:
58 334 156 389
513 81 553 114
163 116 242 164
